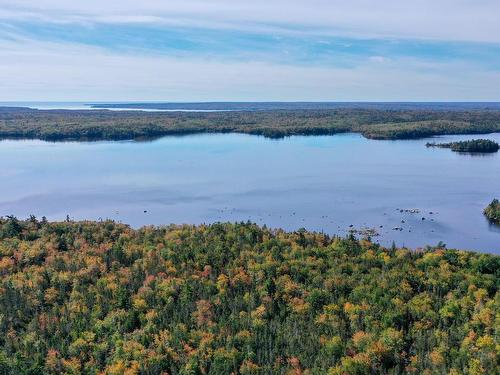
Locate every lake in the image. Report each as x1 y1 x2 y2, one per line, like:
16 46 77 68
1 132 499 253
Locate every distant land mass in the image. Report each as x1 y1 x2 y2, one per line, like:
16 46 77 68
90 101 500 111
0 104 499 141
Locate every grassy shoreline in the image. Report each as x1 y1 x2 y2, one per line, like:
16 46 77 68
1 107 499 141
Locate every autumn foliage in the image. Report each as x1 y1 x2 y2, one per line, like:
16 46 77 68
0 217 497 374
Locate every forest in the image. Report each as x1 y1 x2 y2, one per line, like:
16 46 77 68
426 139 499 153
0 217 497 374
484 199 500 224
0 107 499 141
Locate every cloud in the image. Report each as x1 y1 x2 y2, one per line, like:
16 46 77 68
1 0 500 43
0 1 498 100
369 56 390 63
0 37 499 101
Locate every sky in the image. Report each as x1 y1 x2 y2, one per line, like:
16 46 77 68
0 0 499 101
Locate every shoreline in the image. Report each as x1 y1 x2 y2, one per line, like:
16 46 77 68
1 107 499 141
1 216 498 254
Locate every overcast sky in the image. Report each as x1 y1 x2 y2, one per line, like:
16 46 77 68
0 0 499 101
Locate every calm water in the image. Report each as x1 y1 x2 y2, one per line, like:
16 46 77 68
0 102 226 112
1 133 499 253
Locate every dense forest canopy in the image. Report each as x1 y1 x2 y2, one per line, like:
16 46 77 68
0 107 499 141
0 217 497 374
484 199 500 224
426 139 499 153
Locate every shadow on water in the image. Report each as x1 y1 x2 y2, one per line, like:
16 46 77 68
455 151 498 157
486 219 500 233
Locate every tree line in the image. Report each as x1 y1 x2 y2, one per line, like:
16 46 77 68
1 107 499 141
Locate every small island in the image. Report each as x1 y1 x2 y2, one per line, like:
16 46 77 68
426 139 499 153
484 198 500 224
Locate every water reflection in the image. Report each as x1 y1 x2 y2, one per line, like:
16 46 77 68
0 132 499 253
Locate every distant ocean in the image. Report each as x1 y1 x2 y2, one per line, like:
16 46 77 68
1 101 500 112
0 102 228 112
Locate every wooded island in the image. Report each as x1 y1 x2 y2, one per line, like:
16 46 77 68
426 139 499 153
484 199 500 224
